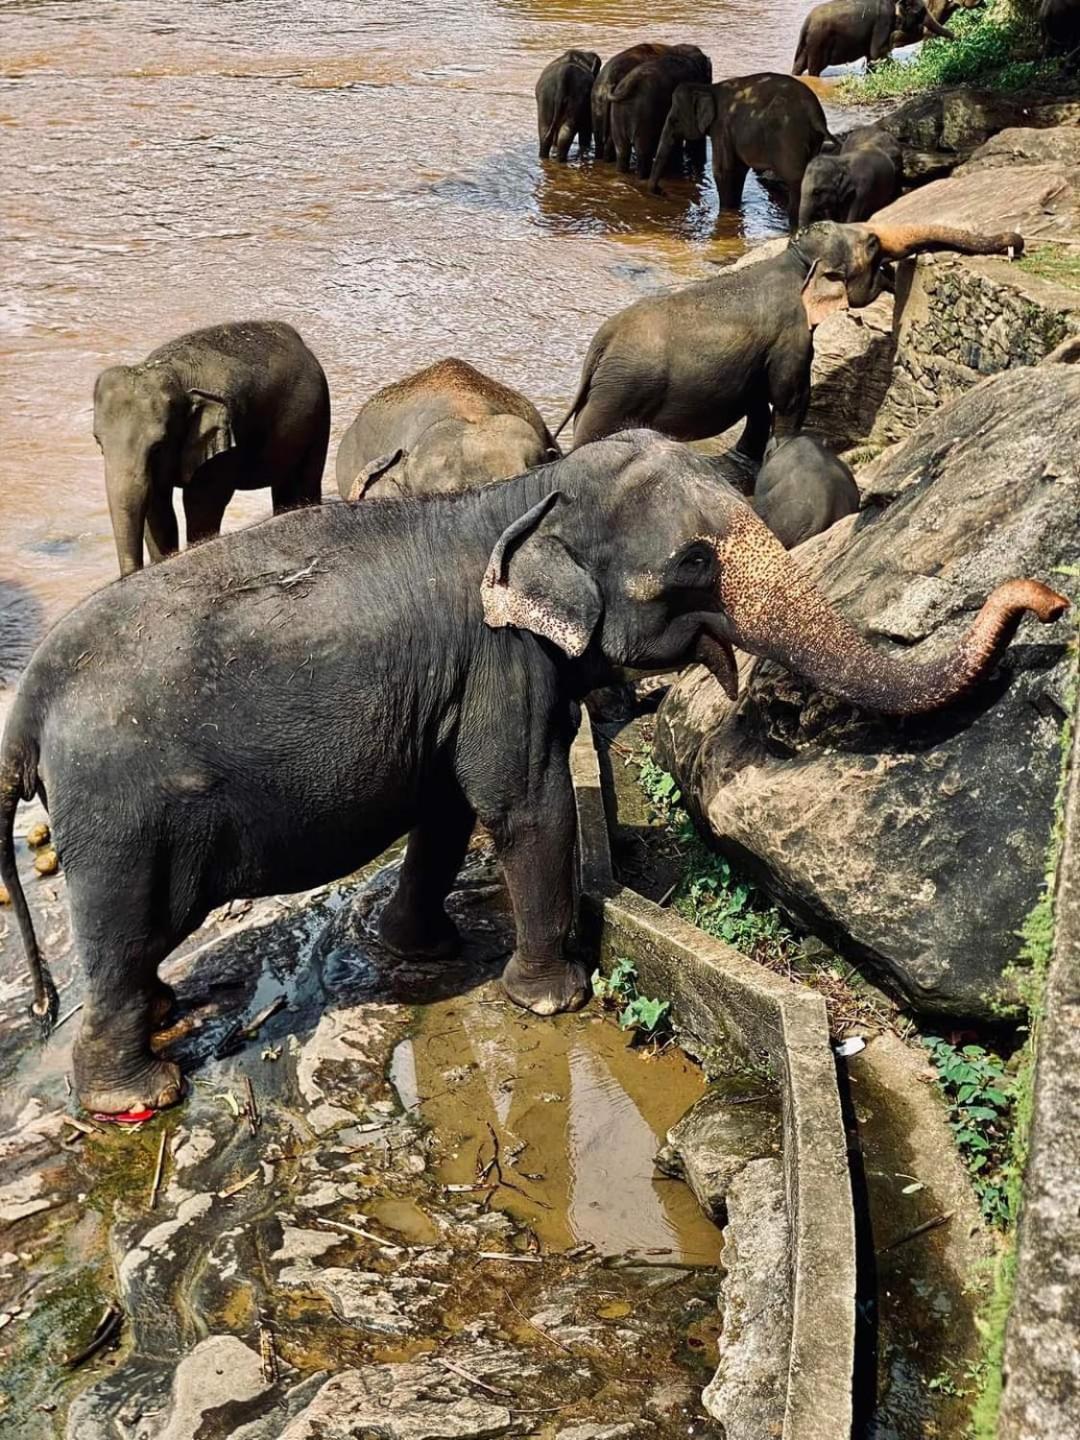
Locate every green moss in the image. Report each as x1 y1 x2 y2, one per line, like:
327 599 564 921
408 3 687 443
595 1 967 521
1015 245 1080 292
837 5 1062 102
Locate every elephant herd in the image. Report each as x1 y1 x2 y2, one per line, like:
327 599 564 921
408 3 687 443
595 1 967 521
1 16 1070 1121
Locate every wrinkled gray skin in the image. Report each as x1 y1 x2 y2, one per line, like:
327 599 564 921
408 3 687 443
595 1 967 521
1039 0 1080 58
554 218 1023 457
650 72 835 226
799 125 903 227
2 430 1065 1116
609 47 712 180
751 434 860 548
336 357 558 501
94 321 330 578
592 42 671 162
536 49 601 161
793 0 953 76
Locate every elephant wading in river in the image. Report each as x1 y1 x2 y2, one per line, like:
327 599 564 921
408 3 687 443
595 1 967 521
336 358 558 500
555 219 1023 457
799 125 904 227
592 42 671 162
792 0 953 76
536 49 601 161
94 321 330 578
609 46 712 179
649 72 836 225
1 430 1066 1114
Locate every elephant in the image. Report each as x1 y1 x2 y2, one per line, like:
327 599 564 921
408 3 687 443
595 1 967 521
536 49 601 161
649 72 836 226
335 358 558 501
93 321 330 579
609 46 712 180
798 125 903 227
792 0 954 76
751 434 860 548
1039 0 1080 58
554 219 1023 458
1 429 1066 1115
591 42 671 162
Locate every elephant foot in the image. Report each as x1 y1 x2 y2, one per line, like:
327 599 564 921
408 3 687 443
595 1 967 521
502 954 589 1017
377 901 461 962
76 1056 183 1118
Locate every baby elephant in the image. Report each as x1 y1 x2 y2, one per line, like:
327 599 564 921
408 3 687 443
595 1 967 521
95 321 330 577
336 358 559 500
799 126 904 227
536 49 601 161
751 434 860 549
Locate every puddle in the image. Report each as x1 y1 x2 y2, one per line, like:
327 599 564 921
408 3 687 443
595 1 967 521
392 996 723 1264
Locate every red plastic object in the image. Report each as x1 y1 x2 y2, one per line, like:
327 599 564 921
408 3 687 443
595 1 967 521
90 1107 156 1126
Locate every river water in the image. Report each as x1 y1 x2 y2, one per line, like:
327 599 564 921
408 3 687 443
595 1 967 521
0 0 844 666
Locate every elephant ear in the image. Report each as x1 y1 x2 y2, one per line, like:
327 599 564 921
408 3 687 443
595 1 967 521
181 389 235 486
481 492 602 658
347 449 405 501
800 258 850 328
692 87 716 137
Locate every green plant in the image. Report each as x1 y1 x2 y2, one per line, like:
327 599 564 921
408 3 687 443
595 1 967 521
1016 247 1080 292
922 1035 1014 1227
837 4 1058 102
591 957 671 1039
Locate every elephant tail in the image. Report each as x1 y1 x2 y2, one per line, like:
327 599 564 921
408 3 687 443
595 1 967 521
552 339 604 441
0 722 57 1038
792 19 809 74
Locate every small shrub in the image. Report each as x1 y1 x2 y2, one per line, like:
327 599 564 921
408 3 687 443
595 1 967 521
922 1035 1014 1227
592 956 671 1039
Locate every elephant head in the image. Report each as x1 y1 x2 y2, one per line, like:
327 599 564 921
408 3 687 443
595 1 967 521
793 218 1024 324
798 155 856 229
349 418 560 500
94 364 235 576
481 431 1066 714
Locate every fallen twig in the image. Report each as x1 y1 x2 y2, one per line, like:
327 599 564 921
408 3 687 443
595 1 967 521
148 1130 168 1210
244 1075 260 1137
259 1320 279 1384
64 1303 122 1369
313 1216 403 1252
477 1252 544 1264
880 1211 953 1253
53 1002 84 1031
433 1355 513 1398
243 995 287 1038
502 1288 574 1356
219 1169 260 1199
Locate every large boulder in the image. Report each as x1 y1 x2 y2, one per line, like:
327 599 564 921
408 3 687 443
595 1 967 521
655 366 1079 1018
877 87 1080 181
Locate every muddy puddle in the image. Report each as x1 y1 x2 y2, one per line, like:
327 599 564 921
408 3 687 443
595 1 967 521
0 838 729 1437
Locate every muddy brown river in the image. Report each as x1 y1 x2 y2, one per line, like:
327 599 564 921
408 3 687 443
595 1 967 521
0 0 846 669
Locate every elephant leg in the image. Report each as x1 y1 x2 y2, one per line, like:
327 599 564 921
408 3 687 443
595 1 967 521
786 175 804 230
183 483 234 548
145 488 179 564
687 137 707 171
274 431 327 514
715 154 749 210
378 783 476 959
485 761 586 1017
556 121 575 163
736 391 773 464
768 344 812 441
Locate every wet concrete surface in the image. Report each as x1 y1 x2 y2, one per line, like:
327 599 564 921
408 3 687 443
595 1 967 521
0 834 726 1437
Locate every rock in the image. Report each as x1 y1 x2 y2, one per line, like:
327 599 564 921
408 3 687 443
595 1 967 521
154 1335 272 1440
879 87 1080 181
557 1425 654 1439
656 367 1079 1017
958 124 1080 174
278 1360 512 1439
655 1085 782 1220
702 1159 790 1440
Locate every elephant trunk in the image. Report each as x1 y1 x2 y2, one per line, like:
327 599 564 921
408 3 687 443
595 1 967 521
864 221 1024 260
713 510 1068 715
104 463 149 578
648 119 678 193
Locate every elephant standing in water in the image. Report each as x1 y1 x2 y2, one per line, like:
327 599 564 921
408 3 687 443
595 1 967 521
94 321 330 577
792 0 953 76
2 430 1066 1114
798 126 903 227
609 46 712 179
554 220 1023 458
649 72 835 224
536 49 601 161
591 42 671 162
336 358 558 500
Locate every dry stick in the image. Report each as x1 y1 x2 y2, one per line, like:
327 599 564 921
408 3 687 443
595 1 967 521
259 1320 279 1385
880 1211 953 1253
53 1002 84 1031
477 1252 544 1264
64 1304 122 1369
148 1130 168 1210
502 1288 574 1356
243 995 286 1038
314 1216 403 1252
433 1355 513 1398
244 1075 260 1137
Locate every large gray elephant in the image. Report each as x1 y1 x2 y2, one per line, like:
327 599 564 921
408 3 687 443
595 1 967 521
798 125 903 227
609 46 712 179
2 429 1066 1114
336 358 558 500
554 219 1023 457
649 72 835 225
94 321 330 578
591 42 671 162
1039 0 1080 56
751 434 860 548
536 49 601 161
792 0 953 76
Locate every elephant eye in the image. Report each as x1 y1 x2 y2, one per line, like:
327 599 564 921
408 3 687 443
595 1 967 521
672 543 716 588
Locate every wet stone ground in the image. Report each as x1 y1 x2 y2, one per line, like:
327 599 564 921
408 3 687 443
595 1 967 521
0 815 726 1439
